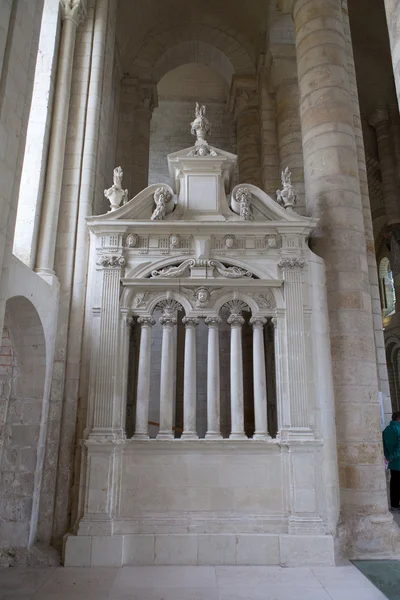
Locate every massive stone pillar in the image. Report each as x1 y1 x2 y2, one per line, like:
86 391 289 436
258 73 281 197
271 50 305 212
35 0 86 279
370 108 400 312
384 0 400 112
341 0 392 424
230 76 261 186
293 0 398 556
115 79 157 197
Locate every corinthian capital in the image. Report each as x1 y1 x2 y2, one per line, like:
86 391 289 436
60 0 86 25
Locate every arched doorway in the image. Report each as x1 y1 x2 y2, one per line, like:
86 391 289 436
0 296 46 548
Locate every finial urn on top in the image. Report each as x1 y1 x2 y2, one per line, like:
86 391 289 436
190 102 211 146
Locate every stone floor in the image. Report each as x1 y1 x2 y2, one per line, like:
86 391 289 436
0 564 388 600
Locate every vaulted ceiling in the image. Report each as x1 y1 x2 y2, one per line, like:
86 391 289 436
116 0 270 78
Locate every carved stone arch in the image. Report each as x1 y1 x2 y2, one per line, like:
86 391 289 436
128 20 255 80
146 292 191 317
154 41 235 86
214 292 257 316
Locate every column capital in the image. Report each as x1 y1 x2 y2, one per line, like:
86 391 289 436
205 316 222 327
369 107 389 129
269 48 298 90
250 316 267 329
182 317 199 328
228 75 258 120
137 316 156 327
227 314 245 326
159 315 177 326
59 0 86 25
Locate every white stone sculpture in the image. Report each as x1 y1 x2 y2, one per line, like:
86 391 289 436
276 167 297 209
104 166 128 212
151 186 172 221
169 234 180 248
278 257 306 269
98 255 126 267
151 259 195 278
187 102 217 157
194 287 210 308
225 235 235 249
126 233 139 248
190 102 210 142
210 259 253 278
266 235 279 249
249 290 276 309
235 187 252 220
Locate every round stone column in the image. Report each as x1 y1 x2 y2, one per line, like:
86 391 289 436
205 317 223 440
134 317 155 439
293 0 395 553
182 317 199 440
228 313 247 440
35 1 85 277
156 313 176 440
250 317 270 440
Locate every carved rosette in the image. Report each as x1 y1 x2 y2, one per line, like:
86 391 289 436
182 317 199 328
137 316 156 327
98 255 126 268
250 317 267 329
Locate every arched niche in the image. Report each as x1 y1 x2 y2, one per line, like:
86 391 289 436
0 296 46 549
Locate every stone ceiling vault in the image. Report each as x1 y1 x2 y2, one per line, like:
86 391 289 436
116 0 270 80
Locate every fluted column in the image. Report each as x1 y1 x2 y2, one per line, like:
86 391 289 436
294 0 393 550
182 317 199 440
370 108 400 311
278 257 310 434
228 314 247 439
205 317 223 440
92 254 125 437
384 0 400 112
134 316 155 439
250 317 270 440
35 0 85 277
157 312 177 440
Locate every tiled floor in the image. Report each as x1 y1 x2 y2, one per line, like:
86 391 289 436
0 564 388 600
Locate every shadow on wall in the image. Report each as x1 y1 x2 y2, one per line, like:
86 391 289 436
0 296 46 550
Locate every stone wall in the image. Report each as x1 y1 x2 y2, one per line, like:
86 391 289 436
0 298 46 548
0 0 44 335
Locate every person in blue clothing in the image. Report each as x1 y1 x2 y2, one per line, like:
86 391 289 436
383 411 400 511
